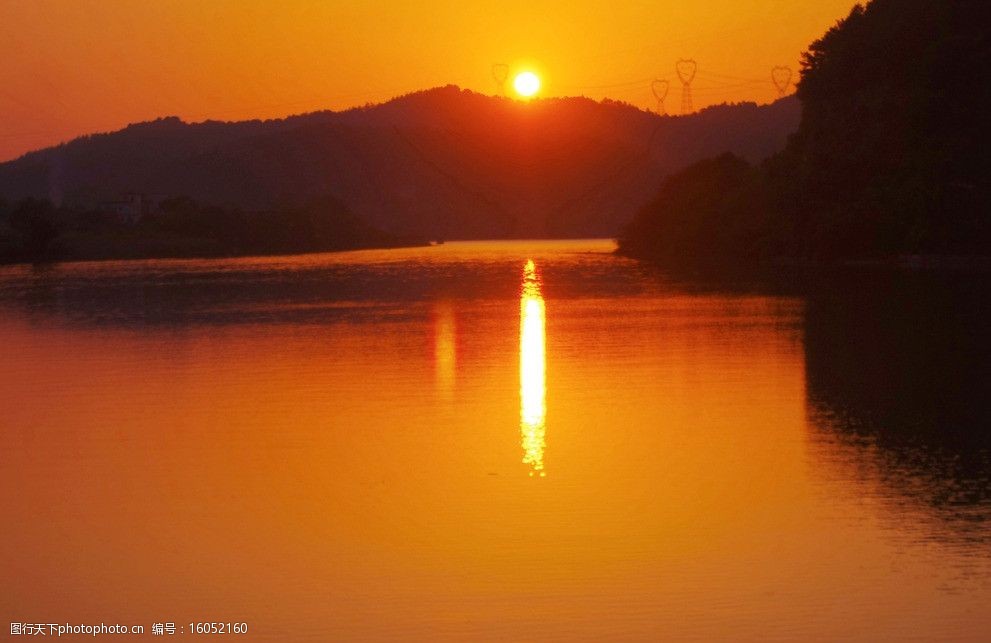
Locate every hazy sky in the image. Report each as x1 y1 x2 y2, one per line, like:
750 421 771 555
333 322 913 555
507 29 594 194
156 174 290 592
0 0 855 161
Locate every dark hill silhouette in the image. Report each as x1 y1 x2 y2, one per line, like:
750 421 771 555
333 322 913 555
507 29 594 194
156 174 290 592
618 152 767 263
767 0 989 258
620 0 990 264
0 87 798 239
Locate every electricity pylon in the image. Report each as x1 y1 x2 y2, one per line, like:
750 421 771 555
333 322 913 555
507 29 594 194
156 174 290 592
492 63 509 96
676 59 697 114
651 79 669 115
771 66 793 97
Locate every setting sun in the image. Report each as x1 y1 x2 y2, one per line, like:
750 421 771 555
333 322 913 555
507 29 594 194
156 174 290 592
513 71 541 98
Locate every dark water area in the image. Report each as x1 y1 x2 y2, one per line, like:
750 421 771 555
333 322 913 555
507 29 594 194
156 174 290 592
1 240 989 640
803 274 991 547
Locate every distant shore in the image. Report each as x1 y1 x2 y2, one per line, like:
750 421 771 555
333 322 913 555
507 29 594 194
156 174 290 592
0 195 428 267
0 233 430 267
616 247 991 276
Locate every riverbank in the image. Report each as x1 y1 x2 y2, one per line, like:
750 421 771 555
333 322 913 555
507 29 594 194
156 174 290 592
0 231 429 266
0 194 428 266
617 245 991 276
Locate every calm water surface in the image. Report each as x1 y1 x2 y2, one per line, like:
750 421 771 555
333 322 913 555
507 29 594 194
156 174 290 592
2 240 989 640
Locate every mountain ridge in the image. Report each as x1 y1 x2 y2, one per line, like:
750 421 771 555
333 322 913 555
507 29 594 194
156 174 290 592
0 86 799 238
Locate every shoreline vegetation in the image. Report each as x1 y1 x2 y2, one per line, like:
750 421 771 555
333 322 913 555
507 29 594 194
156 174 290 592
0 194 427 266
617 0 988 268
615 152 991 275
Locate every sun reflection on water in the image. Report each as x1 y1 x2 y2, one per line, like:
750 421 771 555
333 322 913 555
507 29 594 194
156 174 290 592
520 259 546 476
433 302 456 400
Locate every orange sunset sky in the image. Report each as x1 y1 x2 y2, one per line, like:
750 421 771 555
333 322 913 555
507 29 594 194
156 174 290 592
0 0 855 162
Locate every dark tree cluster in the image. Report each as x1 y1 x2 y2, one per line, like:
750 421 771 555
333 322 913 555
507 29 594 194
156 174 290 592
621 0 990 264
617 153 767 264
0 194 419 264
143 195 408 255
0 197 62 262
771 0 989 258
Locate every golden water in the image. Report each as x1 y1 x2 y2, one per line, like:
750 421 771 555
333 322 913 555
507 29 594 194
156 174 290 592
1 240 988 640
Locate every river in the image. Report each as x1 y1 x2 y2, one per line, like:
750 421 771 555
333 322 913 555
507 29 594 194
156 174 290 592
2 240 989 640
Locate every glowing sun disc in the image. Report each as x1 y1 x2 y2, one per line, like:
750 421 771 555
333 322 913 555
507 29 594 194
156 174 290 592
513 71 541 98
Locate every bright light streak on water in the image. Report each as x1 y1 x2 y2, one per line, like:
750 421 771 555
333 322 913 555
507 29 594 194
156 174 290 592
520 259 546 477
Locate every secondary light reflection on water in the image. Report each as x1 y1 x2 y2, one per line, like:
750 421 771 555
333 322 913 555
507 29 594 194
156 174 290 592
520 259 546 476
433 302 456 400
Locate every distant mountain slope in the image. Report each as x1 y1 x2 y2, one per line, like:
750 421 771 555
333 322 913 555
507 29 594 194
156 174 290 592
0 86 799 238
